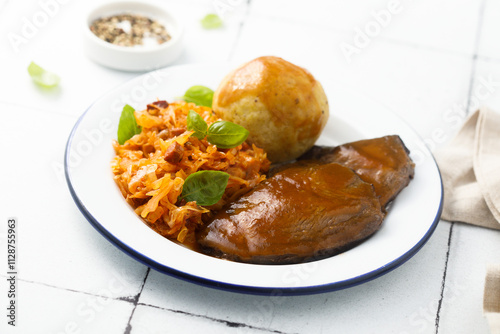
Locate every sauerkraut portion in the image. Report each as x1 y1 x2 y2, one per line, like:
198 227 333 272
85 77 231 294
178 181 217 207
111 100 270 243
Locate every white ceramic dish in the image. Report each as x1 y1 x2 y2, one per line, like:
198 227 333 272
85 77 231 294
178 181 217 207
65 63 443 295
83 1 184 71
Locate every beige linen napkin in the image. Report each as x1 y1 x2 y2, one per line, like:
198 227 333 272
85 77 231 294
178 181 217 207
434 106 500 333
435 107 500 230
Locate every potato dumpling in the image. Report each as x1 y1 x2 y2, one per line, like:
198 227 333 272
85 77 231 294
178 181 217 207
212 56 329 163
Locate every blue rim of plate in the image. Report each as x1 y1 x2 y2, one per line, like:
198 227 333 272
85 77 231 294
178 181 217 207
64 103 443 296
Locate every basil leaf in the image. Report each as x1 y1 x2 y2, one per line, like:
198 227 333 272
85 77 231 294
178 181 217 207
187 110 208 139
181 171 229 206
117 104 142 145
27 62 60 88
200 14 223 29
207 121 249 149
182 85 214 107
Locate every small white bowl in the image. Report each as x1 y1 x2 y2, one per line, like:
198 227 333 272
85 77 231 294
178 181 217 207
83 1 184 72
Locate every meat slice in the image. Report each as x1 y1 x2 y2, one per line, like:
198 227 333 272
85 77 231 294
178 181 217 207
300 135 415 207
197 162 384 264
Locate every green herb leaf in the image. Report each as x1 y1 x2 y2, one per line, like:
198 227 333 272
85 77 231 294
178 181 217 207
187 110 208 139
201 13 223 29
181 170 229 206
117 105 142 145
27 62 60 88
207 121 249 149
182 85 214 107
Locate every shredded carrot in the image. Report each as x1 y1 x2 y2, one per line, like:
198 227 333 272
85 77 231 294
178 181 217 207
111 101 270 243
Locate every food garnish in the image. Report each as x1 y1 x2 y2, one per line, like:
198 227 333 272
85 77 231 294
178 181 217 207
206 121 249 149
187 110 249 149
181 85 214 107
200 14 223 29
27 62 60 88
117 104 142 145
186 109 208 139
180 171 230 206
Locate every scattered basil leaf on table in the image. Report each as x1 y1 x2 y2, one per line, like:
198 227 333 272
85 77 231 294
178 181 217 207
200 14 223 29
207 121 249 149
187 110 208 139
117 104 142 145
27 62 60 88
181 170 230 206
182 85 214 107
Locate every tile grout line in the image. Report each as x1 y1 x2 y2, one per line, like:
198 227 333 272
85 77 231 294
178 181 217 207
465 0 487 116
226 0 252 62
435 1 486 332
136 301 296 334
476 54 500 64
434 222 455 334
2 271 293 333
465 56 478 115
124 267 150 334
5 274 149 303
12 277 114 299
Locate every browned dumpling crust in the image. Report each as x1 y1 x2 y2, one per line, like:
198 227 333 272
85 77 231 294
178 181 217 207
212 56 329 163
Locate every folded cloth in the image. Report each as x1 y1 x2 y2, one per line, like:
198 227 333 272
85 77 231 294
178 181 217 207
434 107 500 333
434 107 500 230
485 265 500 334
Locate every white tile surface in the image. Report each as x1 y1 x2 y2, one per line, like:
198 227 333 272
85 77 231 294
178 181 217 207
0 0 498 333
437 223 500 334
0 103 148 297
250 0 481 55
138 221 451 334
0 279 134 334
477 0 500 60
165 0 249 64
230 15 473 148
0 0 244 116
0 0 134 115
469 58 500 113
130 304 268 334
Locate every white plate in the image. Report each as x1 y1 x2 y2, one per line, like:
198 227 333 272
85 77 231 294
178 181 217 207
65 63 442 295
